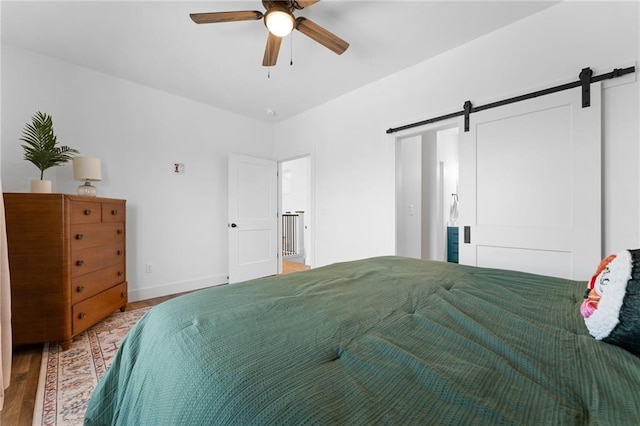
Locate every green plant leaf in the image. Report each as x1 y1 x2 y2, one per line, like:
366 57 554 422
20 111 79 179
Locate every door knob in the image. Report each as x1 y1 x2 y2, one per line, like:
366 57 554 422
230 223 237 228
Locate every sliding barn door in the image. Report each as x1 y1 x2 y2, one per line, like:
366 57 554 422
228 154 278 284
458 83 601 281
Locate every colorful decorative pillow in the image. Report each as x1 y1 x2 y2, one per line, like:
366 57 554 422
581 249 640 355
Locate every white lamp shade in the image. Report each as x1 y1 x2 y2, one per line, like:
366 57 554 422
265 9 294 37
73 157 102 181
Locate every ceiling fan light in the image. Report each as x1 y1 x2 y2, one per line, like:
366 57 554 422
265 8 294 37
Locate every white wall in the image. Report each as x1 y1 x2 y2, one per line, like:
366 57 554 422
274 1 639 267
420 131 438 260
396 135 422 258
281 156 309 214
1 44 273 301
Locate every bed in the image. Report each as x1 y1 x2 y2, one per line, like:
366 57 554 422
84 256 640 425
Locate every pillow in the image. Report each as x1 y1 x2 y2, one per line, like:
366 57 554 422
581 249 640 355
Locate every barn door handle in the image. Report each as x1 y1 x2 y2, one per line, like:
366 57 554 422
464 226 471 244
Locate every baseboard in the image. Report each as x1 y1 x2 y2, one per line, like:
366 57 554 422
128 274 228 302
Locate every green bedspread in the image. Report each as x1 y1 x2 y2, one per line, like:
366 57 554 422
84 257 640 425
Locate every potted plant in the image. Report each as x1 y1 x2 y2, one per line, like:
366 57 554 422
20 111 79 193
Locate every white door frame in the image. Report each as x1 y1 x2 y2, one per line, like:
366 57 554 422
392 121 461 258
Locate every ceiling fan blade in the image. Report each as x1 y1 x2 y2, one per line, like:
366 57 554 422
190 11 263 24
293 0 320 9
295 17 349 55
262 32 283 67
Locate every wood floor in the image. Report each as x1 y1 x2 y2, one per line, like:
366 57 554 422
282 259 310 274
1 261 309 425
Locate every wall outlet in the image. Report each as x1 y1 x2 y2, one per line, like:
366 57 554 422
145 263 153 273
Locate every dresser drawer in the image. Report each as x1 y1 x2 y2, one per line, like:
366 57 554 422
72 282 127 335
71 263 126 304
71 242 126 277
102 202 126 223
71 222 125 251
70 201 102 224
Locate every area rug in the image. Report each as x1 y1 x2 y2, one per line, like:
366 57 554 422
32 307 152 426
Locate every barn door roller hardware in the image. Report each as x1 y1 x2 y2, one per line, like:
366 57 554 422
386 65 635 134
579 67 593 108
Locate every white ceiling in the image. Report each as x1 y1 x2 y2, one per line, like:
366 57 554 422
1 1 558 123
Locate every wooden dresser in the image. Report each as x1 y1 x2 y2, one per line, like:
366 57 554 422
3 193 127 350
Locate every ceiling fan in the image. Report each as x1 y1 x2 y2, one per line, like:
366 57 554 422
190 0 349 67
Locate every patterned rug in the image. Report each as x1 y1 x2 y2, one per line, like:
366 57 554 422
32 307 151 426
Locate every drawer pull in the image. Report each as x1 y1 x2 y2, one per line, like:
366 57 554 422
84 209 92 216
78 312 87 319
117 250 123 255
75 234 84 240
111 209 118 215
77 285 85 293
117 229 124 235
76 260 85 267
117 271 124 277
120 292 126 298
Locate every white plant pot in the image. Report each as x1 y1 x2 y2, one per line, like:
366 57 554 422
30 179 52 193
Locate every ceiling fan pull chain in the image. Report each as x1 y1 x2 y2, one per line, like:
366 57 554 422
290 33 294 66
267 67 271 79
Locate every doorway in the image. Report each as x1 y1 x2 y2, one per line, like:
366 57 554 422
396 127 459 261
279 156 311 273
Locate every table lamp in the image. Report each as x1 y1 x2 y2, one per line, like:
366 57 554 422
73 157 102 196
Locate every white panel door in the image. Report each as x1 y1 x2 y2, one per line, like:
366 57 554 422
458 83 601 280
228 154 278 284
